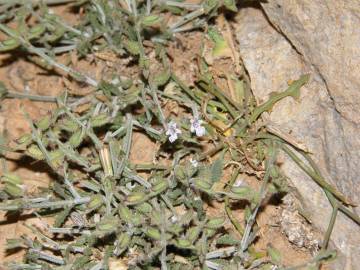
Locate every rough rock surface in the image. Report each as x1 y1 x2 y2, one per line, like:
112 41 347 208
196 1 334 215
280 194 320 253
235 4 360 268
260 0 360 212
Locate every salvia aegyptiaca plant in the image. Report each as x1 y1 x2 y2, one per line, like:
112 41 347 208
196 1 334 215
0 1 359 270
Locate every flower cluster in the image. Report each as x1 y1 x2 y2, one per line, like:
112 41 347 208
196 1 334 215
165 114 206 143
165 121 182 143
190 117 206 137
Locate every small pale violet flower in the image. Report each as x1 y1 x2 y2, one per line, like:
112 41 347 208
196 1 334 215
190 117 206 137
233 177 244 187
170 215 178 223
166 121 181 143
190 158 198 168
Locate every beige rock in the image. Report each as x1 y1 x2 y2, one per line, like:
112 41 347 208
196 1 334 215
259 0 360 214
261 0 360 125
235 4 360 268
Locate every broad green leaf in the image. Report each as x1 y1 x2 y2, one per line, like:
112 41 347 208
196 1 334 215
210 154 224 183
141 15 162 27
267 244 281 265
